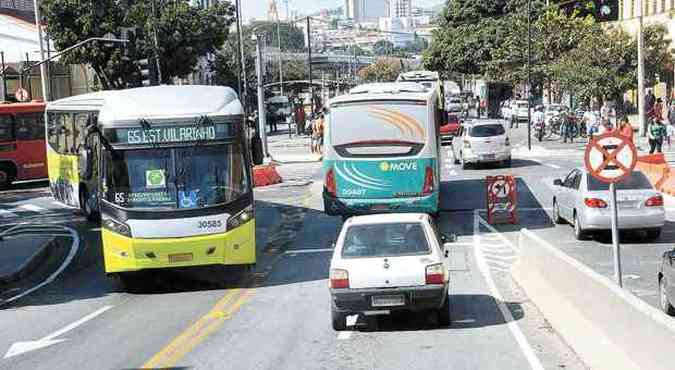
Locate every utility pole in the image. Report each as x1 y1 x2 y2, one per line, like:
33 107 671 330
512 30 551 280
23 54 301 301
277 18 284 95
637 0 646 136
151 0 163 84
235 0 248 114
0 52 6 102
306 16 314 114
255 35 269 157
33 0 49 101
527 0 532 151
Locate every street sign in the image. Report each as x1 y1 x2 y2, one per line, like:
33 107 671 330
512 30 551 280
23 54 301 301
584 131 637 184
486 175 518 224
584 131 637 288
14 88 29 102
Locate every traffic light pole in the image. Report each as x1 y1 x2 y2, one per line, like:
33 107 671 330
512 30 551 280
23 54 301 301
306 16 314 114
637 0 646 137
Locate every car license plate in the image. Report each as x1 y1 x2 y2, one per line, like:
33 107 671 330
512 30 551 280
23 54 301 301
371 295 405 307
371 204 389 211
482 154 495 160
169 253 193 263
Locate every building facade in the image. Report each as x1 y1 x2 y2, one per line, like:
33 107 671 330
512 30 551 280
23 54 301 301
390 0 411 18
345 0 389 22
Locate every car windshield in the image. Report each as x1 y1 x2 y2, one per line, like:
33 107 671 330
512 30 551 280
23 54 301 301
469 124 505 137
587 172 653 191
341 223 430 258
104 144 248 209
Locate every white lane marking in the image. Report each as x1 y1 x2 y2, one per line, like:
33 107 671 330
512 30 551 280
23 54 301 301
0 209 17 218
285 248 333 255
18 204 45 212
483 257 516 268
337 315 358 340
473 211 544 370
1 225 80 306
449 170 458 176
4 305 113 358
478 217 519 252
544 163 562 169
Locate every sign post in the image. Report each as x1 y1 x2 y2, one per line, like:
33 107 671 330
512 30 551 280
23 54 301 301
584 132 637 287
486 175 518 225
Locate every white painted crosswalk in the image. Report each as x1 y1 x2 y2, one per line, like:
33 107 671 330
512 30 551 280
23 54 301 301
0 197 77 222
474 214 519 274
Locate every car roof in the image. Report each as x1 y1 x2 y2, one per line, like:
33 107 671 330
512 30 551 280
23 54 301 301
344 213 429 226
467 119 504 127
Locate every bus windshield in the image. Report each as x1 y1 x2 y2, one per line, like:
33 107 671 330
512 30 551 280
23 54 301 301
330 101 428 157
104 144 248 209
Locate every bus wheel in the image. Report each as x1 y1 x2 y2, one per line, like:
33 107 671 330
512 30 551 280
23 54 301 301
0 164 16 189
109 273 132 292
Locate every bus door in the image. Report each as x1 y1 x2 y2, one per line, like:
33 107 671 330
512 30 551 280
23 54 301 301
326 101 435 201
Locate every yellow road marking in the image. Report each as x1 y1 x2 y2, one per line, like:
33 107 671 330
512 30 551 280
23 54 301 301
141 288 254 369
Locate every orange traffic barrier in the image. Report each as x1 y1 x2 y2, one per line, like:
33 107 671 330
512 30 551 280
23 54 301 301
252 164 283 187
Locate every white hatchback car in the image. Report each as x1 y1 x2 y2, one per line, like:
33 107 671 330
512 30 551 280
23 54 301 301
451 120 511 168
328 213 452 331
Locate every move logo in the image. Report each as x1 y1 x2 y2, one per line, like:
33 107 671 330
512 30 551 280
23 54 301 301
379 161 418 172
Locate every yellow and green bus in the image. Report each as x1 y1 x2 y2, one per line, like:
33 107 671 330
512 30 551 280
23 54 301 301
46 86 255 287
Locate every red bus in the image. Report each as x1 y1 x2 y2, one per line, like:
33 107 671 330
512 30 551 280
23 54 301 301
0 102 48 188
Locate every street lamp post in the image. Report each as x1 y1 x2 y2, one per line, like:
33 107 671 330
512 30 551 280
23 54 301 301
255 34 269 158
33 0 49 101
637 0 646 136
527 0 532 151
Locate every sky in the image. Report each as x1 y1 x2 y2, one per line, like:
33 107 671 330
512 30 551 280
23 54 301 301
240 0 443 22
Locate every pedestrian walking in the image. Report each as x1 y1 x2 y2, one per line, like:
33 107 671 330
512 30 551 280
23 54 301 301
649 98 664 123
561 113 575 143
667 123 675 148
313 109 326 155
647 119 666 154
618 116 634 144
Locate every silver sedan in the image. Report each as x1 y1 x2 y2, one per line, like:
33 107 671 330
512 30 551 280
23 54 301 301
552 169 665 240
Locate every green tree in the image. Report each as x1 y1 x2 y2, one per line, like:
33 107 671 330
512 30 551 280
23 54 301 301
358 58 401 82
211 26 257 109
41 0 235 89
249 21 305 52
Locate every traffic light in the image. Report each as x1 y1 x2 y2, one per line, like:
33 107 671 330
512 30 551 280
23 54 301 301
137 57 158 87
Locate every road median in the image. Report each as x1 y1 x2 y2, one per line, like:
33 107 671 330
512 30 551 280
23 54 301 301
0 235 56 286
513 228 675 370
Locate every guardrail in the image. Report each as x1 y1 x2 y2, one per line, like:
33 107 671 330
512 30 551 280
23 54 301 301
513 228 675 370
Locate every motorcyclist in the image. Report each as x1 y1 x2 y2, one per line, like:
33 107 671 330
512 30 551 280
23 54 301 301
532 106 545 141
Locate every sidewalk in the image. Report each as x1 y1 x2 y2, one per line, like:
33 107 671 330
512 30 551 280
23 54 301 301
266 125 322 164
0 235 54 285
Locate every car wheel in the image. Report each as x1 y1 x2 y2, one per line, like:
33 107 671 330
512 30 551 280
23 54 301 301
437 291 451 327
660 277 675 316
453 150 460 165
573 212 588 240
461 153 469 170
647 228 661 240
331 302 347 331
552 200 565 224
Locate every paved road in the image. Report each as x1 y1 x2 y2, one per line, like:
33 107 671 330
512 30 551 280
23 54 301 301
0 124 604 370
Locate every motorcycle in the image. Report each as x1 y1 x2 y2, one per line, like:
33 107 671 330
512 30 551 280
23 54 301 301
534 120 545 142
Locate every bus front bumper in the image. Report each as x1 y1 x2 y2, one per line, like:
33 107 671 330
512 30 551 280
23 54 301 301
102 219 256 273
323 191 439 216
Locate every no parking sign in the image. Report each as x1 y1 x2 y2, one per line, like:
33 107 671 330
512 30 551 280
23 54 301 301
486 175 518 224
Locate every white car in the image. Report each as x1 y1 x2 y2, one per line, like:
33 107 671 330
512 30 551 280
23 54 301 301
509 100 529 123
544 104 566 126
329 213 452 331
446 97 464 113
451 120 511 168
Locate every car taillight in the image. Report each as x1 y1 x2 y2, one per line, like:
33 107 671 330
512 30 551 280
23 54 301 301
329 269 349 289
505 137 510 146
422 166 434 195
325 168 336 196
584 198 608 208
425 263 445 285
646 195 664 207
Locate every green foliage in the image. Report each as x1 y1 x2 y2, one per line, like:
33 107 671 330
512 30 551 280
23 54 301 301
41 0 235 89
211 26 257 108
249 21 305 52
358 58 402 83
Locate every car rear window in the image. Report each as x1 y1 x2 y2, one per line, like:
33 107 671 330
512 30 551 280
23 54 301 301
587 171 653 191
469 124 505 137
341 223 430 258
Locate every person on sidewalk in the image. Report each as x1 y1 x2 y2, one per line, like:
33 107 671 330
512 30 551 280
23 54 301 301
618 116 634 144
315 109 326 155
647 119 666 154
648 97 664 123
561 113 575 143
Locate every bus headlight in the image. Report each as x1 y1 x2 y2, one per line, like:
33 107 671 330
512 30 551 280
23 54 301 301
102 217 132 238
227 206 253 230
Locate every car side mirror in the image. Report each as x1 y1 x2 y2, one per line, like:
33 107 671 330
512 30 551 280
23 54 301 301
554 179 563 186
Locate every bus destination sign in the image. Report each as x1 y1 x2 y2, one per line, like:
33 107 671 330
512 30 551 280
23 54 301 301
112 123 235 145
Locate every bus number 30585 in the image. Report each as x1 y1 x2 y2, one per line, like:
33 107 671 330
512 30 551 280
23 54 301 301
198 220 223 229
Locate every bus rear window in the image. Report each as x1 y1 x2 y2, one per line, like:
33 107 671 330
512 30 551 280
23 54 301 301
330 102 428 157
0 115 14 141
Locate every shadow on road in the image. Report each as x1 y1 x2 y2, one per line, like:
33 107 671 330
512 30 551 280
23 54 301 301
350 294 524 332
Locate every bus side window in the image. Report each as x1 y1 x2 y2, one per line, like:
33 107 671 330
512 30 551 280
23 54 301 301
74 113 89 152
0 114 14 141
15 113 45 141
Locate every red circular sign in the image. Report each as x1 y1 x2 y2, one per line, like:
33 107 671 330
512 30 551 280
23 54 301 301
584 131 637 184
14 88 29 102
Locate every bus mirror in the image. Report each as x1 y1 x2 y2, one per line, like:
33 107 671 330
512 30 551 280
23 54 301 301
79 146 93 180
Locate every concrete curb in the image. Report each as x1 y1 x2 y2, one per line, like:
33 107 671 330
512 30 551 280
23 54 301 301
513 228 675 370
0 237 56 285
